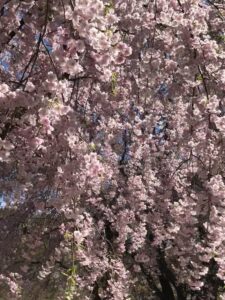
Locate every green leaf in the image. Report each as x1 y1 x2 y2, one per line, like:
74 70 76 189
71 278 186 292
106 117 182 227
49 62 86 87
196 74 203 81
104 1 114 16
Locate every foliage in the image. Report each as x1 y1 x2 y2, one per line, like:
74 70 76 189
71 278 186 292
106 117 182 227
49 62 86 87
1 0 225 299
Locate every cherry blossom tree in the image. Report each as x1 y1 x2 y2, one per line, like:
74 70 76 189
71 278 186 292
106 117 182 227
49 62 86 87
1 0 225 299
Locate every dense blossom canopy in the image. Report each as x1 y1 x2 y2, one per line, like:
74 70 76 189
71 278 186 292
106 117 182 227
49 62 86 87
1 0 225 299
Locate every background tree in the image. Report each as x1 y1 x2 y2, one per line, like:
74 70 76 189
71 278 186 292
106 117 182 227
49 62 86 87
1 0 225 299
